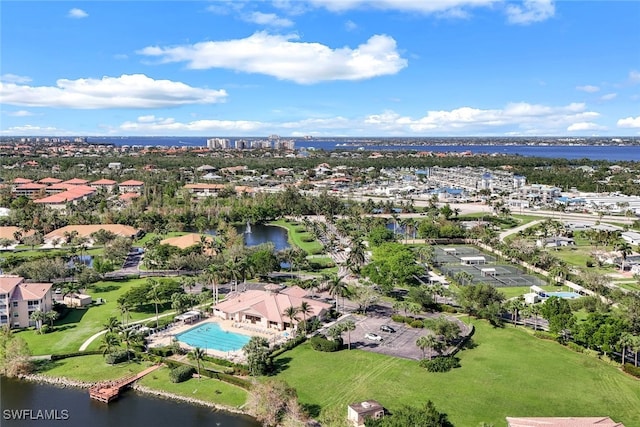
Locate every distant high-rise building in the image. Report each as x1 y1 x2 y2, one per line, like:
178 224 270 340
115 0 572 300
275 139 295 150
206 138 231 149
234 139 248 150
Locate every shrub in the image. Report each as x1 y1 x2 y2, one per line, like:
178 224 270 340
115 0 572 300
149 346 174 357
105 350 131 365
439 304 458 313
310 336 342 352
566 342 584 353
169 365 195 383
38 325 51 334
301 236 315 242
419 356 461 372
533 331 557 341
391 314 407 323
623 363 640 378
51 350 101 361
409 320 424 328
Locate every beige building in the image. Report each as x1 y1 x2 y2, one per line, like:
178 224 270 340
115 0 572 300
347 400 385 426
0 276 53 328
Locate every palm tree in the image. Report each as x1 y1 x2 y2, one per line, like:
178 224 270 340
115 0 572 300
189 347 207 380
327 273 349 312
120 329 141 362
225 257 243 293
44 310 58 327
100 333 120 357
347 238 367 273
283 306 300 330
147 279 162 329
416 334 439 360
30 310 46 332
205 262 225 305
618 332 635 365
529 304 541 331
343 320 356 350
104 316 122 333
615 240 633 272
298 301 313 332
118 300 131 327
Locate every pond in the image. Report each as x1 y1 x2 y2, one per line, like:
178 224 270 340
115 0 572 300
68 255 94 268
207 223 290 251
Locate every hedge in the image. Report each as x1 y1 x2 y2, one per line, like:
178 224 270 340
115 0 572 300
105 350 131 365
163 359 251 389
169 365 195 383
419 356 460 373
310 336 342 352
51 350 102 361
533 331 557 341
149 346 174 357
623 363 640 378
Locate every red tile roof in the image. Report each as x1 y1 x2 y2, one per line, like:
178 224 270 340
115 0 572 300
61 178 89 185
15 183 47 190
90 179 117 185
12 178 33 184
119 180 144 186
38 177 63 184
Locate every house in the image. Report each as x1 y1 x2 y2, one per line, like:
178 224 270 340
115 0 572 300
90 179 117 193
12 183 47 198
506 417 624 427
119 180 144 194
212 284 331 331
45 224 141 243
0 275 53 328
347 401 385 426
63 293 92 308
537 237 575 248
161 233 215 255
621 231 640 246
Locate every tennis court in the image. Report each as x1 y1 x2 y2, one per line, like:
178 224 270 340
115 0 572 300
433 246 496 265
437 249 546 288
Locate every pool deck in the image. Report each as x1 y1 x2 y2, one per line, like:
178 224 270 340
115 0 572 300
146 316 289 363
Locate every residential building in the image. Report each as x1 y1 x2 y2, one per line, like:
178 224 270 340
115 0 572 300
118 180 144 194
90 178 117 193
0 275 53 328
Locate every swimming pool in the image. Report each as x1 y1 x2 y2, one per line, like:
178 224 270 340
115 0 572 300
544 291 582 299
175 322 251 352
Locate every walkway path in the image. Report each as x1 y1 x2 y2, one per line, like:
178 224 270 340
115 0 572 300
499 219 542 242
78 310 181 351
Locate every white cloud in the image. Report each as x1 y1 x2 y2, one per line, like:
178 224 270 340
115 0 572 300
111 101 603 136
7 110 34 117
576 85 599 93
506 0 555 25
308 0 498 14
629 70 640 84
242 11 293 27
138 32 407 84
617 116 640 128
567 122 605 132
600 93 617 101
0 74 227 109
68 8 88 19
120 116 267 133
0 125 73 136
0 74 32 84
345 19 358 31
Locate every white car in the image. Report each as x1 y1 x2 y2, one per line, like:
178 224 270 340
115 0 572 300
365 332 383 342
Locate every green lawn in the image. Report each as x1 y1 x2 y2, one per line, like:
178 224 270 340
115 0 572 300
138 366 248 408
496 286 531 299
38 354 153 382
273 320 640 426
16 278 175 355
270 219 323 255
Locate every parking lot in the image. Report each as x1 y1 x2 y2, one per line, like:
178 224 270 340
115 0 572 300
334 314 433 360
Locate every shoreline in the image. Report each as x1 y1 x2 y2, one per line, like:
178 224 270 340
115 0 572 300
15 373 253 419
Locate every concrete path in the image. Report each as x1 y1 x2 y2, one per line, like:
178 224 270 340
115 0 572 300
499 219 542 242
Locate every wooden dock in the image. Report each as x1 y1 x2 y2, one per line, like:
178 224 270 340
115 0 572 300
89 364 161 403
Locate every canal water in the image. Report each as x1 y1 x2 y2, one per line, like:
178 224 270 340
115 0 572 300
1 377 260 427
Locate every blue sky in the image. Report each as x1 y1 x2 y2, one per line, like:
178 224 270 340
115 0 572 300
1 0 639 137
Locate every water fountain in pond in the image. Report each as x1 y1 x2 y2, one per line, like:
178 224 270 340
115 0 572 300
245 220 252 234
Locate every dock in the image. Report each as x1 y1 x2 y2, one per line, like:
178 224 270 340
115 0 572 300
89 364 162 403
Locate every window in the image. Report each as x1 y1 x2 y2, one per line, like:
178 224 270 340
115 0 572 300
13 312 19 317
12 301 18 308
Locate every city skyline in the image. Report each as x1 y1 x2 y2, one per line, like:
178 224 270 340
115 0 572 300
1 0 639 137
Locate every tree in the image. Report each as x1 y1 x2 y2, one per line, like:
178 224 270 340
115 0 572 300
365 400 453 427
243 336 271 376
246 379 304 427
298 301 312 331
416 334 441 360
29 310 46 332
147 279 162 329
100 333 120 357
118 300 131 327
618 332 635 365
104 316 122 333
44 310 58 327
189 347 207 379
342 320 356 350
540 296 575 335
326 273 349 312
120 329 141 361
0 327 32 377
456 284 505 324
283 305 300 329
615 240 633 272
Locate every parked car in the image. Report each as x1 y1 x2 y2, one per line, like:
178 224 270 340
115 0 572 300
380 325 395 333
365 332 383 341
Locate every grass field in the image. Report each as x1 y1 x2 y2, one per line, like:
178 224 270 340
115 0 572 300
138 366 248 408
270 219 323 255
38 354 153 382
16 278 175 355
273 320 640 426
